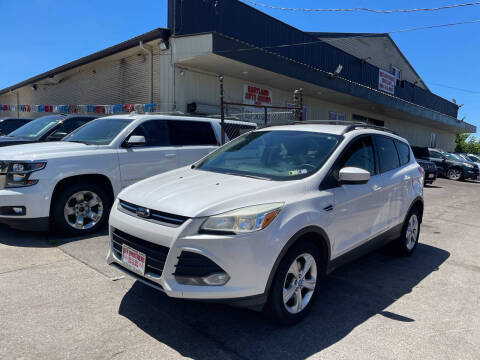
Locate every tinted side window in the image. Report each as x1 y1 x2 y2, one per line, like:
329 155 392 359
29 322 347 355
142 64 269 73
58 118 93 134
339 136 376 175
375 136 400 173
168 120 217 146
429 151 443 159
131 120 169 146
395 140 410 166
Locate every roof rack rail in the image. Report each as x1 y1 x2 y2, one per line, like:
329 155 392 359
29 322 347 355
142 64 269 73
144 111 185 115
257 120 398 135
341 124 397 135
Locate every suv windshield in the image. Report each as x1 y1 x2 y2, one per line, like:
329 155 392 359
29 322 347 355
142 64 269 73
197 130 342 180
64 118 132 145
9 115 61 138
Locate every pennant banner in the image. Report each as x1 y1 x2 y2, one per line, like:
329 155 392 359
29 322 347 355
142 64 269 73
0 103 162 114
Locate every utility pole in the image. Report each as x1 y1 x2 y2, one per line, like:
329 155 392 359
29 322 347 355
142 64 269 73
219 75 225 145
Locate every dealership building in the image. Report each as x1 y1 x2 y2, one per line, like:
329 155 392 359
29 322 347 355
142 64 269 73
0 0 475 150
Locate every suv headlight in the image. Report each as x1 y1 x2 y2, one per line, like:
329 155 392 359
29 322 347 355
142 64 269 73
200 203 284 234
1 161 47 188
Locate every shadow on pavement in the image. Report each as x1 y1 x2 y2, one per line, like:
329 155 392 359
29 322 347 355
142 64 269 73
118 243 449 360
0 224 108 248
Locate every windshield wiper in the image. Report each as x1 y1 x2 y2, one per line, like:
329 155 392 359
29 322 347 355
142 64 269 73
224 172 272 181
66 140 89 144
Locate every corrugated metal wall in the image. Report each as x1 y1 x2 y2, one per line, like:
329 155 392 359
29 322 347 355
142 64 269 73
0 44 160 118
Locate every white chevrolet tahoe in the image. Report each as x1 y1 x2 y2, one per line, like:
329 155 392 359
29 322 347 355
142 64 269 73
107 122 425 325
0 114 255 235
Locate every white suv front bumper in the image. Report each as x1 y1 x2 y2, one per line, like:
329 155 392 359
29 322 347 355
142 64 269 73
107 199 280 305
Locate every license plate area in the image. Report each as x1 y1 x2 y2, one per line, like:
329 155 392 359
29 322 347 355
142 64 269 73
121 244 146 275
428 173 435 178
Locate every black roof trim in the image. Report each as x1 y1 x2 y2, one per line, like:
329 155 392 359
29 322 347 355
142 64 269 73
307 32 387 39
0 28 171 96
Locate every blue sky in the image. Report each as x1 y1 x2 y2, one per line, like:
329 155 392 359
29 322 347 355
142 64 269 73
1 0 479 135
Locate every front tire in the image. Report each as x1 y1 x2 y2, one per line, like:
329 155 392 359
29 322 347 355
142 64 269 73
264 240 323 325
447 167 463 181
52 183 112 236
395 207 421 256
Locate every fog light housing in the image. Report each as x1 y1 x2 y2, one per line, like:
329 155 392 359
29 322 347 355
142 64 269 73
0 206 26 216
175 272 230 286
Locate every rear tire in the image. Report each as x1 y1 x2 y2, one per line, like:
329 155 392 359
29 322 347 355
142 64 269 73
395 207 421 256
52 183 112 236
264 240 323 325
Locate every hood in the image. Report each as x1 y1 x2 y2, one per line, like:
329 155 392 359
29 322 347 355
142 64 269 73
119 167 302 218
0 136 35 147
0 141 94 160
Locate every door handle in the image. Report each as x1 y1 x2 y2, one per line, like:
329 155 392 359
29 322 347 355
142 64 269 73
323 204 334 212
372 184 382 191
164 153 176 158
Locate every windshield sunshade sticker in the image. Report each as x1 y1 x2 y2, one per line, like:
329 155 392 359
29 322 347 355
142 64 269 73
288 169 308 176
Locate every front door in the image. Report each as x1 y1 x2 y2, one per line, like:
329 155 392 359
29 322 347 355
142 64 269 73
117 120 178 188
325 136 384 257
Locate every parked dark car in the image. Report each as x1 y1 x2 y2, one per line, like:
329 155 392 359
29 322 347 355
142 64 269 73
416 158 437 185
412 146 479 181
0 114 97 147
0 117 32 135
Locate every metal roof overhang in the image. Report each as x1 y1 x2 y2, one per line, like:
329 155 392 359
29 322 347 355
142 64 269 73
175 33 475 134
0 28 171 96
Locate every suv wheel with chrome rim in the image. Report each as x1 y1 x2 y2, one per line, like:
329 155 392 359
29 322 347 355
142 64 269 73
395 207 421 256
53 183 112 236
265 240 323 325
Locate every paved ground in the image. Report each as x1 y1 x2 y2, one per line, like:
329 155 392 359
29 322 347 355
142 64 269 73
0 178 479 360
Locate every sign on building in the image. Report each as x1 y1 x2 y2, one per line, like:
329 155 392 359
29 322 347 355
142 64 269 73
378 69 395 95
243 84 273 124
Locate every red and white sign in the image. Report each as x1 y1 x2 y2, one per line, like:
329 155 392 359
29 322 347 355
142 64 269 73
378 69 396 95
243 84 273 123
243 84 273 105
122 244 146 275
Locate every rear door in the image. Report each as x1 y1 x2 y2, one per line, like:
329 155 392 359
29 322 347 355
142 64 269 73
372 135 405 229
167 120 219 166
428 150 446 175
117 120 178 188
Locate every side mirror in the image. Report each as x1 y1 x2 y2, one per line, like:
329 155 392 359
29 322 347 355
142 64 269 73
339 167 370 185
125 135 146 148
47 131 68 141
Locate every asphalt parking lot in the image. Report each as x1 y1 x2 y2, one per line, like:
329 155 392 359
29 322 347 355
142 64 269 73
0 178 479 360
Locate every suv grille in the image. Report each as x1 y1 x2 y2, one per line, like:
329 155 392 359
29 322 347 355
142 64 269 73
119 200 189 226
111 228 169 276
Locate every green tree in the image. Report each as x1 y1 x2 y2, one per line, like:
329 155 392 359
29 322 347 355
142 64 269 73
455 134 480 154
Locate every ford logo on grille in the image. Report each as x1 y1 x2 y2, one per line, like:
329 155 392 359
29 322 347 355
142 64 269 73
136 207 151 218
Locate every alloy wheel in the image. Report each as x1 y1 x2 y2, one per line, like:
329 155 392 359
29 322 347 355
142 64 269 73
64 191 104 230
447 168 461 180
406 214 419 250
283 253 317 314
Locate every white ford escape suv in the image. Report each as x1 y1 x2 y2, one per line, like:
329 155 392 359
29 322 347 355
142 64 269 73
0 114 255 235
107 122 424 324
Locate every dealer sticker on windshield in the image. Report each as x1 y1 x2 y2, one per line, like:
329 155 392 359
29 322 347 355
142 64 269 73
289 169 308 176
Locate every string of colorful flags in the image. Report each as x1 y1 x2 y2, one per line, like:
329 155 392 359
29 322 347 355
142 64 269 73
0 103 159 114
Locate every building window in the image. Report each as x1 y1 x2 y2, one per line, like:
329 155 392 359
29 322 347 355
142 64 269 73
391 66 401 81
352 114 385 127
329 111 345 121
